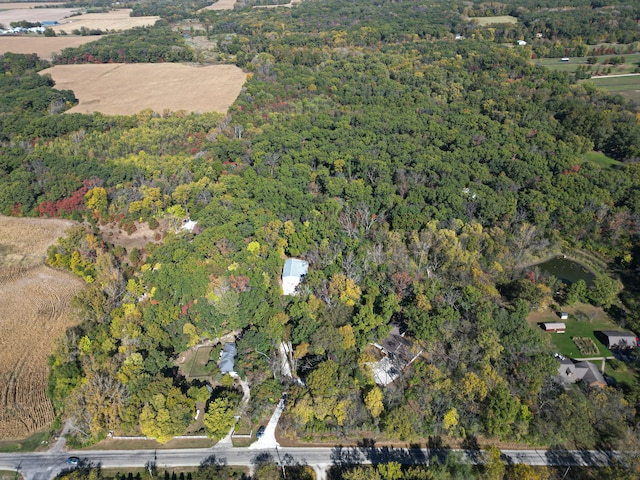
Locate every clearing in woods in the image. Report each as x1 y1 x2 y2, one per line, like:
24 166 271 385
39 63 247 115
0 216 85 440
468 15 518 25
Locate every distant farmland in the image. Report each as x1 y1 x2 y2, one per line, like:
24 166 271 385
0 216 83 440
40 63 247 115
51 9 160 34
468 15 518 25
0 36 97 61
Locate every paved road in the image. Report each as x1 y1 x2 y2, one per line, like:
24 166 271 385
0 445 620 480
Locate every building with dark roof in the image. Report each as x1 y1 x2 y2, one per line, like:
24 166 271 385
558 359 606 387
600 331 637 349
220 343 237 374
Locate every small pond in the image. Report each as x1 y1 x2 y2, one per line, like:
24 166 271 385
534 256 596 286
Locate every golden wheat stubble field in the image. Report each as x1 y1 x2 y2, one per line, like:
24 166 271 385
0 216 84 440
199 0 237 11
40 63 248 115
0 36 98 61
50 9 160 33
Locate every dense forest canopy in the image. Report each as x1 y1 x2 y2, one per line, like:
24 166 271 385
3 0 640 469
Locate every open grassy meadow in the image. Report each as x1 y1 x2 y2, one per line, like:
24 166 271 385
0 216 84 441
583 151 622 169
40 64 247 115
586 75 640 103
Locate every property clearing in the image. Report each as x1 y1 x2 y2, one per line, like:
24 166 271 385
39 63 247 115
51 9 160 34
0 36 97 61
468 15 518 25
0 216 84 440
529 304 619 358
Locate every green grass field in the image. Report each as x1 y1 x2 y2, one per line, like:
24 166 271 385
543 313 618 358
0 431 50 453
583 151 622 169
586 75 640 103
605 361 638 387
187 346 215 378
535 53 640 75
468 15 517 25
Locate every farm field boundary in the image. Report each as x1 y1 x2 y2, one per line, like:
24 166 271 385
40 63 247 115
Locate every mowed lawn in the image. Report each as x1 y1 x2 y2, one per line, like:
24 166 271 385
586 75 640 103
533 306 619 358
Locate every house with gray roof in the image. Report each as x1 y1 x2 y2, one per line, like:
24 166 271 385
282 258 308 295
220 343 237 374
558 359 606 387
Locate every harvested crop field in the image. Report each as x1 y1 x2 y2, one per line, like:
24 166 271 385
0 3 64 9
51 9 159 33
0 216 84 440
0 6 77 24
40 63 247 115
468 15 518 25
200 0 237 11
0 215 75 266
0 36 97 61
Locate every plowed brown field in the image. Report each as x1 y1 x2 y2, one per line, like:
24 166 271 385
40 63 247 115
0 216 84 440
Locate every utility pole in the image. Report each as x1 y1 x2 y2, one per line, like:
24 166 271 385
275 445 286 479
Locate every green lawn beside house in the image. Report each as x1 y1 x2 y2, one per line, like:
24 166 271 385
544 313 617 358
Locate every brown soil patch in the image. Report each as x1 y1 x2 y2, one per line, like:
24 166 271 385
199 0 237 11
0 216 84 440
40 63 247 115
51 9 160 33
99 220 163 256
0 6 77 24
0 36 97 61
0 215 76 266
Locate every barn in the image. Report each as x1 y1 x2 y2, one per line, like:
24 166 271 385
542 322 566 333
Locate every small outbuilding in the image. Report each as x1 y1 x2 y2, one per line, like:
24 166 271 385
219 343 237 374
282 258 309 295
559 312 569 320
600 331 638 349
517 40 527 46
543 322 566 333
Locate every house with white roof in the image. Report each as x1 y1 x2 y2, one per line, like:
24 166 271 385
282 258 308 295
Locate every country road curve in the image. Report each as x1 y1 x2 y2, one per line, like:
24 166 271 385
0 445 622 480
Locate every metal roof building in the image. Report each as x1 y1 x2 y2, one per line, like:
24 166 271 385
282 258 308 295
